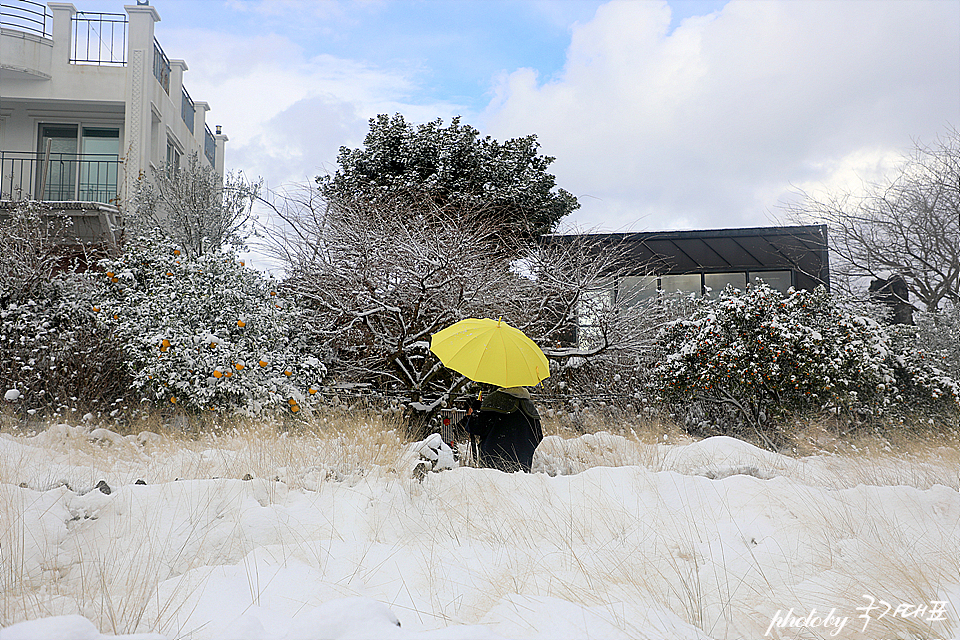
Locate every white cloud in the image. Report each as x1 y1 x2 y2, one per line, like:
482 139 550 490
482 0 960 232
158 26 468 188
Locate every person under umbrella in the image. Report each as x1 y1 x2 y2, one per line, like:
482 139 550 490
430 318 550 472
461 386 543 472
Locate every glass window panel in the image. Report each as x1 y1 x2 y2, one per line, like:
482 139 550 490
618 275 658 307
166 140 181 172
660 274 702 297
577 284 614 350
39 125 78 200
749 270 793 294
80 128 120 202
704 272 747 296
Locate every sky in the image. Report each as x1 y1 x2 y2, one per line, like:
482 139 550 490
81 0 960 237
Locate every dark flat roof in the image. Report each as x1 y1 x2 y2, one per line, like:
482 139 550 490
547 224 830 291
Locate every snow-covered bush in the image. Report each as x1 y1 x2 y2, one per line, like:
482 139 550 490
1 275 129 413
654 284 959 443
96 235 325 414
914 305 960 380
1 201 128 413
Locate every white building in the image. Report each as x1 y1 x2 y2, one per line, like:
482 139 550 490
0 0 227 248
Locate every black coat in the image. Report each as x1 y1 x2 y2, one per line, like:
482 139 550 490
466 389 543 472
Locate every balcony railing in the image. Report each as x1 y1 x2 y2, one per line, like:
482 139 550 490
181 86 195 134
70 11 127 65
1 151 121 205
204 125 216 167
0 0 51 38
153 38 170 94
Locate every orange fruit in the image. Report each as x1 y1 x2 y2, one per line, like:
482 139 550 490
308 387 317 395
213 370 223 379
174 249 181 256
291 405 300 413
234 363 244 371
170 397 178 404
237 320 246 328
259 360 269 368
287 398 297 405
283 370 292 376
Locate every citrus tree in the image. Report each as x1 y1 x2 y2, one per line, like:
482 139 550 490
654 284 959 444
96 235 324 414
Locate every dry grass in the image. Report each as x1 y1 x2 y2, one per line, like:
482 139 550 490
1 405 958 638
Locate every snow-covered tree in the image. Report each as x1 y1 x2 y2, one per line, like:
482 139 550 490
262 190 654 418
654 283 958 445
96 235 324 414
0 201 68 302
129 153 259 258
793 127 960 310
317 114 579 238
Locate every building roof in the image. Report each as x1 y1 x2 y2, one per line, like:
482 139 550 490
547 224 830 291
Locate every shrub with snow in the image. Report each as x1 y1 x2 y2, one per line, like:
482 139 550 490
96 235 325 414
0 201 128 413
914 304 960 381
654 284 959 442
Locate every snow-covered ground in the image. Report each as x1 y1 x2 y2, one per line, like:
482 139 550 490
1 423 958 640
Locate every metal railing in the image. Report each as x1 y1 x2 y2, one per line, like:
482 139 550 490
153 38 170 94
0 0 51 38
70 11 127 65
181 86 195 134
204 124 216 167
0 150 121 204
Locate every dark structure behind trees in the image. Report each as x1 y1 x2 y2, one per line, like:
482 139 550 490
869 274 914 325
550 224 830 300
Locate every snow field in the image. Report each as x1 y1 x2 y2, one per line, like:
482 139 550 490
1 423 958 639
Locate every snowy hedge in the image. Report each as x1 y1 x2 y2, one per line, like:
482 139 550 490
914 305 960 381
1 201 129 413
654 284 959 440
1 275 129 413
96 235 325 414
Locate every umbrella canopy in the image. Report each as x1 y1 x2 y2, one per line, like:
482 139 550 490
430 318 550 388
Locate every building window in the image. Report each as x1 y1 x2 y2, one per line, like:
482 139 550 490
37 124 120 202
38 124 78 200
166 139 181 173
660 274 702 298
79 128 120 202
577 285 614 350
748 270 792 294
617 275 658 307
704 272 747 296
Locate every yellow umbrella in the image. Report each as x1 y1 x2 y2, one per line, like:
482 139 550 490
430 318 550 388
